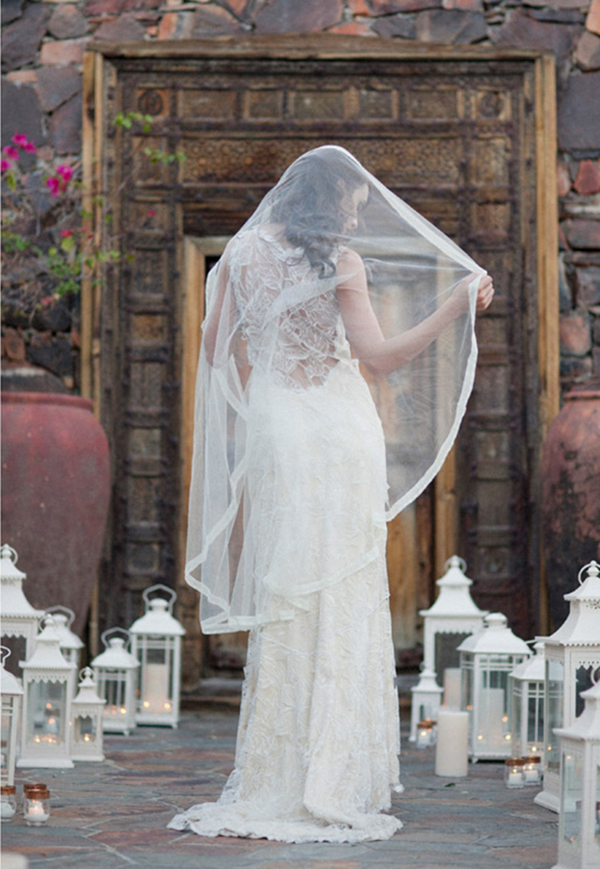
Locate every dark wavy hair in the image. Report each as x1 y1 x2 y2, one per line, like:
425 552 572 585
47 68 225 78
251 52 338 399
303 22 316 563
270 148 367 278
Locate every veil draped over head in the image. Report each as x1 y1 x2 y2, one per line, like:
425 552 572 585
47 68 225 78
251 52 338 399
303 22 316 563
186 145 484 635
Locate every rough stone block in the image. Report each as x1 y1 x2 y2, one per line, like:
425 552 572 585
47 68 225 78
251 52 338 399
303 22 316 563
2 328 26 363
191 5 246 35
576 30 600 70
5 70 37 84
561 310 593 356
526 0 591 8
492 9 579 59
48 92 82 154
1 0 25 26
558 254 574 311
576 266 600 306
594 346 600 373
586 0 600 35
558 72 600 151
593 315 600 343
48 4 88 38
1 365 69 394
83 0 160 15
93 12 146 39
1 3 51 72
35 66 81 112
328 21 376 34
574 159 600 195
370 0 438 10
28 333 73 378
560 356 593 382
372 13 417 37
557 159 572 196
347 0 370 13
32 299 72 332
527 7 584 22
157 11 194 38
443 0 483 12
415 8 486 42
1 79 46 150
40 37 88 65
563 218 600 249
254 0 343 32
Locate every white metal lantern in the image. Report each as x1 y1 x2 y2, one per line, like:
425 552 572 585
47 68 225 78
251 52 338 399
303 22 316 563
0 544 44 674
535 560 600 814
18 616 75 768
70 667 106 762
551 675 600 869
410 667 443 742
1 647 23 786
458 612 531 761
509 641 545 759
420 556 489 679
130 584 185 728
46 607 84 687
410 556 487 741
91 629 139 735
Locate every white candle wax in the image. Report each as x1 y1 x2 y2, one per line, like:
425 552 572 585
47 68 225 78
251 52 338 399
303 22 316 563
479 687 505 750
435 709 469 777
1 802 16 820
25 801 49 824
443 668 462 709
143 663 169 714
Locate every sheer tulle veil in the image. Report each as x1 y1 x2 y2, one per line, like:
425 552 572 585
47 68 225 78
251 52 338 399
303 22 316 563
186 145 484 635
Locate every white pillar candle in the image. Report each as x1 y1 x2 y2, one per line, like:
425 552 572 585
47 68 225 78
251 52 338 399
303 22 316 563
479 687 505 750
443 668 462 709
435 709 469 777
143 663 169 713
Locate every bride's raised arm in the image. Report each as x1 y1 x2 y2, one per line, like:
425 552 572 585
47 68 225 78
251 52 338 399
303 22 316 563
336 248 493 378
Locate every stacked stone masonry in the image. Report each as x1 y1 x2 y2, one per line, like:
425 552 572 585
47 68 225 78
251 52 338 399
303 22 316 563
1 0 600 393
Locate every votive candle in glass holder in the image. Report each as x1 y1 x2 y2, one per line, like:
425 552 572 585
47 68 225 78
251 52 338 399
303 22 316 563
522 755 542 785
23 786 50 825
416 719 436 749
504 758 526 788
1 785 17 822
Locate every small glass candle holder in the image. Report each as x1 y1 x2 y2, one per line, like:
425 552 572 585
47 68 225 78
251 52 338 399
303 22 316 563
504 757 526 788
416 719 436 749
522 755 542 786
1 785 17 822
23 786 50 825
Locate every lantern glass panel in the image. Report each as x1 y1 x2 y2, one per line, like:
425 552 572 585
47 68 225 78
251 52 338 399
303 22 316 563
560 749 583 849
546 659 563 775
75 715 96 743
461 654 473 711
27 681 66 746
1 698 15 771
513 683 523 755
139 638 175 715
100 671 128 718
575 665 595 718
434 632 470 683
478 657 511 753
527 685 544 754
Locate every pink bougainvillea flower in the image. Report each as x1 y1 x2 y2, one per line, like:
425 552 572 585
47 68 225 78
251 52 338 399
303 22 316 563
1 159 12 173
147 208 156 218
60 229 74 238
56 164 73 183
2 145 19 161
46 176 61 197
12 133 29 147
41 296 55 307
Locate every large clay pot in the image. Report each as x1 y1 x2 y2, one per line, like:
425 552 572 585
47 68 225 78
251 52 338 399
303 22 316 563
540 378 600 630
1 393 111 637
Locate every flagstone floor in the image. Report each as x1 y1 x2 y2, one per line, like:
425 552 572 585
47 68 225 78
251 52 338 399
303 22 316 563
3 702 559 869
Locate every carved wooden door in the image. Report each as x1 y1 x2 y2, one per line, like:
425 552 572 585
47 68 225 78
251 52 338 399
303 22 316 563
83 38 557 680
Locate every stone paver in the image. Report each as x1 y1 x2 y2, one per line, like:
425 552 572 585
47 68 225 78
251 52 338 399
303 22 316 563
2 706 559 869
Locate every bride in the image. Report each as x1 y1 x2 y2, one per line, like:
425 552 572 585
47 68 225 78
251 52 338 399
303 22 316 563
169 146 494 843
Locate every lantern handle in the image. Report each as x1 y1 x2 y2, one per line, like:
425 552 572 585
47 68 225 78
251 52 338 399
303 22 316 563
46 605 76 628
100 627 132 650
577 560 600 586
0 645 11 668
78 666 95 683
142 583 176 614
0 543 19 564
444 555 467 574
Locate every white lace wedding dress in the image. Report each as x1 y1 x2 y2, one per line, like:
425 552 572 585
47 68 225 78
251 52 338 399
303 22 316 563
169 228 403 843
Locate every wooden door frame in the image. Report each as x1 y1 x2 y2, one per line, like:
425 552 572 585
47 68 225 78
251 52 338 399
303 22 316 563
81 38 559 661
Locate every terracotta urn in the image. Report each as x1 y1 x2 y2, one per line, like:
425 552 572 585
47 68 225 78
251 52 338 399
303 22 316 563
540 378 600 630
1 393 111 637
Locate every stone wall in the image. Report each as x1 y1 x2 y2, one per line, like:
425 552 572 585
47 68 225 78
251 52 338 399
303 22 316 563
2 0 600 394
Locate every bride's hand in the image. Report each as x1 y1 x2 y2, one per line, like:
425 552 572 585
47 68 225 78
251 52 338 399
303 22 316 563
476 274 494 313
451 273 495 316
